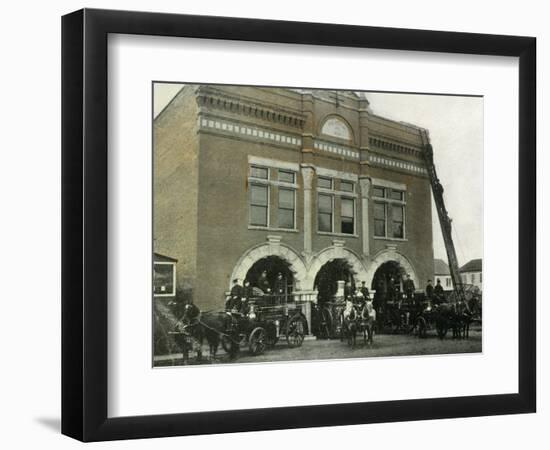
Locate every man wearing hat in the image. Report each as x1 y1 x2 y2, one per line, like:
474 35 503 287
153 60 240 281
403 274 416 302
226 278 244 312
433 278 445 305
425 279 434 301
273 272 287 304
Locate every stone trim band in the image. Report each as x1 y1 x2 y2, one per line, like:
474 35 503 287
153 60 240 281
198 115 302 148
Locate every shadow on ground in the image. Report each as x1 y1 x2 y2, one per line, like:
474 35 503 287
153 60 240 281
35 417 61 433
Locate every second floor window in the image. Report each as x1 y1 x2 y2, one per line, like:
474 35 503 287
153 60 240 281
248 163 297 230
318 176 333 190
374 202 386 237
249 184 268 227
341 198 355 234
278 188 295 229
392 205 405 238
372 185 406 239
250 165 268 179
278 170 295 184
340 180 354 192
318 194 333 232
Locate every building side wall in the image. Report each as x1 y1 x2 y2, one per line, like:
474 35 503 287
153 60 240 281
153 86 200 297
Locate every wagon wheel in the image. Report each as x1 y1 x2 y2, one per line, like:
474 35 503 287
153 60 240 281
416 317 427 338
249 327 267 355
286 315 306 348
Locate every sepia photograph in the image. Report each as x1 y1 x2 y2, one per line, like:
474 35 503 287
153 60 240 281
152 83 483 367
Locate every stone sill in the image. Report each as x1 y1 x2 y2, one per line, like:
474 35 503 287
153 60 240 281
248 226 299 233
317 231 359 238
373 236 408 242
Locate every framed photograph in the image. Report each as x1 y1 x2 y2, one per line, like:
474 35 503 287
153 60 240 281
62 8 536 442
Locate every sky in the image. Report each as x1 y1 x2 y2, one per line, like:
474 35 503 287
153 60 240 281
154 84 483 266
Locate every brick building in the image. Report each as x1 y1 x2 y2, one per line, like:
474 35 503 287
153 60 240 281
153 85 434 312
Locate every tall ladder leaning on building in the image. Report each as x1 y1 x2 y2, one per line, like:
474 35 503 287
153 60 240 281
419 130 469 312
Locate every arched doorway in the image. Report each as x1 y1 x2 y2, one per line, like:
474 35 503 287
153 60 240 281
245 255 294 295
371 260 406 298
304 246 368 291
313 259 355 304
229 242 307 291
364 248 418 290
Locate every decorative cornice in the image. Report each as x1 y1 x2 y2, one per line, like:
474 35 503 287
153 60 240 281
368 136 423 157
196 88 305 130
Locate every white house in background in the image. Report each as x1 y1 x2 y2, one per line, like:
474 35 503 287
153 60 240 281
434 258 453 291
460 258 483 291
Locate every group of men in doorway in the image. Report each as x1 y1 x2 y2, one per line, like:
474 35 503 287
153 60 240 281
370 275 447 313
225 270 288 314
226 270 447 315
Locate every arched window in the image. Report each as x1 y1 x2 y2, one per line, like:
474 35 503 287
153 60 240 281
321 116 352 141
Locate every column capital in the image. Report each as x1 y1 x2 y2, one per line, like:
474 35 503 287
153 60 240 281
301 164 316 190
359 177 372 197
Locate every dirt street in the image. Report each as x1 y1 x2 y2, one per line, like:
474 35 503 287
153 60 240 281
155 329 482 367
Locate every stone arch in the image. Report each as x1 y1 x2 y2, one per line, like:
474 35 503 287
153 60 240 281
319 114 355 143
304 245 368 290
229 242 307 290
364 248 419 288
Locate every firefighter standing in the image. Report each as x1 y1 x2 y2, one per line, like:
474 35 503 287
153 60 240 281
403 274 416 302
434 278 445 305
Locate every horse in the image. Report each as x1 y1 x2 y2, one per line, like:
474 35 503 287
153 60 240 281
341 300 359 348
432 303 454 339
359 301 376 346
445 285 482 339
176 304 203 364
181 305 239 362
452 299 481 339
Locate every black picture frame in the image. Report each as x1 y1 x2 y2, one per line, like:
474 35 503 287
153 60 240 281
61 8 536 442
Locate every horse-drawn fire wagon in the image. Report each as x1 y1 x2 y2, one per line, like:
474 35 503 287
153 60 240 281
222 290 309 356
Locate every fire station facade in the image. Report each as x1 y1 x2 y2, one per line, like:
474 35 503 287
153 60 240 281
153 85 434 311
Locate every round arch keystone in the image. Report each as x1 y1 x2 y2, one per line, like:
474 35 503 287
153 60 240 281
229 243 307 290
304 246 368 290
364 248 419 288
